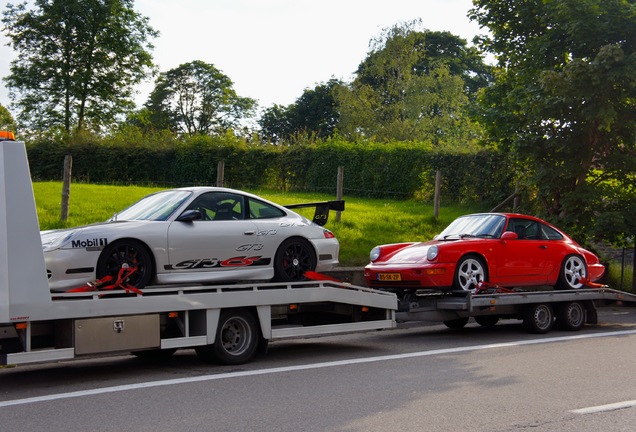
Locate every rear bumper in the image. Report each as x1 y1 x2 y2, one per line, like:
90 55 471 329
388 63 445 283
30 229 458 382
588 263 605 282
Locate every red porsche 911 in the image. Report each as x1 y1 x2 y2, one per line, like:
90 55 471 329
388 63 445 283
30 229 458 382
364 213 604 292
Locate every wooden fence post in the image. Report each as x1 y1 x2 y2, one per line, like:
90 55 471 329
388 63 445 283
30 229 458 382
216 161 225 187
60 155 72 221
336 166 344 222
434 170 441 219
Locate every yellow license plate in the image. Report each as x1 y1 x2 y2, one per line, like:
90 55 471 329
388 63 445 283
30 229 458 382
377 273 401 282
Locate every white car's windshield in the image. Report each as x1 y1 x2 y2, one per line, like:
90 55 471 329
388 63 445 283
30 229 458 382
113 190 192 221
436 214 506 239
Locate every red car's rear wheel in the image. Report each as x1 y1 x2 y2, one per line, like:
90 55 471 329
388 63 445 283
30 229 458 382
557 254 587 289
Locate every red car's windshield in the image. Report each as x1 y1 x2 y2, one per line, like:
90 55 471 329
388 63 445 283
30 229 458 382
436 214 506 240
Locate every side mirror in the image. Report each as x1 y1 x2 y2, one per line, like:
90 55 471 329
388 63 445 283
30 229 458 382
176 209 203 222
501 231 518 240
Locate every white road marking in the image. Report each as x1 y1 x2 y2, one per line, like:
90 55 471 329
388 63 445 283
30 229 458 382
2 329 636 408
571 400 636 414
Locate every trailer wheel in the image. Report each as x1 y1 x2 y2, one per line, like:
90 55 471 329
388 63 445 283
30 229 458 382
196 309 259 365
555 301 586 331
475 315 499 327
522 303 554 334
443 317 469 329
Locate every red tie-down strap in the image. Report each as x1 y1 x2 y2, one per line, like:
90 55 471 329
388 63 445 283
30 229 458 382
65 266 144 295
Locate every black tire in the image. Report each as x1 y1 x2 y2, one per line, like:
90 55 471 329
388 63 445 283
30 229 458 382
196 309 259 365
273 237 317 282
475 315 499 327
453 255 487 291
522 303 554 334
556 254 587 289
555 301 586 331
96 239 153 289
443 317 469 329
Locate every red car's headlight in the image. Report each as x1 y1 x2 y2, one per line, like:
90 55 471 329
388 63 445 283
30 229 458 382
427 245 439 261
370 247 381 262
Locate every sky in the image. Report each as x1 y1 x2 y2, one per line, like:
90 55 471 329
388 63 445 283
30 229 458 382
0 0 487 113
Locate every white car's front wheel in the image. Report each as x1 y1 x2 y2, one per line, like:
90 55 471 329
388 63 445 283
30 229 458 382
96 239 153 289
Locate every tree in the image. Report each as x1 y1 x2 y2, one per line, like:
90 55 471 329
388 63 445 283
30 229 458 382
258 79 341 143
0 104 16 131
470 0 636 244
335 21 486 145
2 0 158 134
145 60 256 136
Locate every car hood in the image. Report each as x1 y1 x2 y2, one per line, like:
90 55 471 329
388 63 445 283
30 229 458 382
386 241 437 264
383 238 490 264
40 220 152 251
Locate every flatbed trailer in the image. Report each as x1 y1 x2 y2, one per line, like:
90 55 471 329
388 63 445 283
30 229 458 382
2 137 635 368
0 138 397 366
395 286 636 333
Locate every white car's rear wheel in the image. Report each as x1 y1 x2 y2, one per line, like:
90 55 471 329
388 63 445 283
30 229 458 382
273 238 317 282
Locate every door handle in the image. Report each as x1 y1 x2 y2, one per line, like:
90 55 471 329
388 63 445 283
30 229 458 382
244 231 256 236
538 245 548 249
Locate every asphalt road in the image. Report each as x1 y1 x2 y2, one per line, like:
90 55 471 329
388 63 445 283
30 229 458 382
1 305 636 432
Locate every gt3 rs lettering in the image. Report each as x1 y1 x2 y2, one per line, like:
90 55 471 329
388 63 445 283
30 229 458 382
257 229 278 236
220 256 262 267
71 238 108 248
170 256 271 270
172 258 221 269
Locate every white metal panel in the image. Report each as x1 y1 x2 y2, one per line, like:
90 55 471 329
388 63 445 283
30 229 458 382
3 348 75 365
0 140 52 324
160 335 207 349
256 305 272 339
271 320 395 338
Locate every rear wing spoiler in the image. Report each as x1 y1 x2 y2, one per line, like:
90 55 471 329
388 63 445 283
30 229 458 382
284 200 345 226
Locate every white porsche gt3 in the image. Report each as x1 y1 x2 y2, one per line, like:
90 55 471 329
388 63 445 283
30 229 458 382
41 187 342 292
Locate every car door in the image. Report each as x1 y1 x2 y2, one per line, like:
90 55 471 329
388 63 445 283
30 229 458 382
245 196 289 261
166 192 263 275
495 218 553 284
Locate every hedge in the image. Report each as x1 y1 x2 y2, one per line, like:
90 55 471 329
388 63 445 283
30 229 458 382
25 134 515 205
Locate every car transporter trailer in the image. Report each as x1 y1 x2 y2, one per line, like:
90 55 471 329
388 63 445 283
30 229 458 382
1 137 635 367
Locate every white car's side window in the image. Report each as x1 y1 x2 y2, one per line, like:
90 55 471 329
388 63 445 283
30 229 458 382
187 192 245 221
248 198 285 219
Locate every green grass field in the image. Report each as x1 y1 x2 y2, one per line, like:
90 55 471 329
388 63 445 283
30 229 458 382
33 182 484 266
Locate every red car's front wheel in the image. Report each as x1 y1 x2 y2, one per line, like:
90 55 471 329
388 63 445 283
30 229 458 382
453 255 487 291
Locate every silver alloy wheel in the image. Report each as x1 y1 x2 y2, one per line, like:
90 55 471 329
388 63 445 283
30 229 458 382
455 257 486 291
562 255 587 289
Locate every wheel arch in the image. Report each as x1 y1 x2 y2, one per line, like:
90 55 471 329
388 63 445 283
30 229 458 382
98 237 157 276
273 236 319 282
456 252 490 280
279 235 318 256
